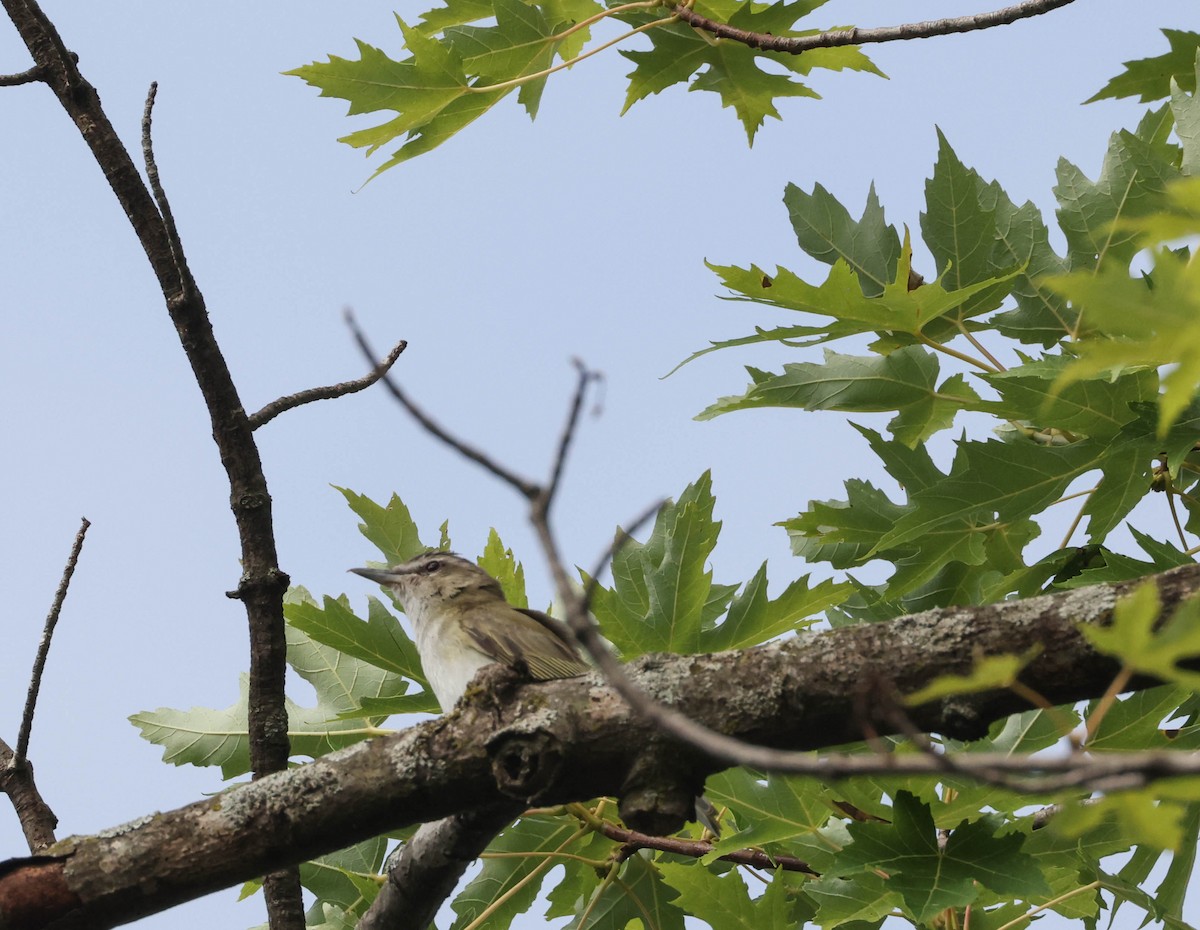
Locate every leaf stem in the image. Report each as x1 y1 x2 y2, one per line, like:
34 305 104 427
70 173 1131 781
1057 489 1093 549
469 15 680 94
994 880 1102 930
550 0 663 43
954 320 1006 372
917 333 999 373
460 825 590 930
1082 665 1134 745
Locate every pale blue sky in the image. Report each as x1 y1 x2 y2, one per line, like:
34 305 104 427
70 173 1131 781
1 2 1197 927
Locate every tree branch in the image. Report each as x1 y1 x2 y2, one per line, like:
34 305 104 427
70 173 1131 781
346 312 542 499
15 517 89 765
248 337 408 430
0 738 57 853
358 804 523 930
0 63 42 85
671 0 1077 55
3 561 1200 927
0 4 305 924
590 818 817 874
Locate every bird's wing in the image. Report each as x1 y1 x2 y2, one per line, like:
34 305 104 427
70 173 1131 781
461 605 590 682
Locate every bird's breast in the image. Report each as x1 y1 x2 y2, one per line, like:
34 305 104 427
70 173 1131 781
409 606 494 712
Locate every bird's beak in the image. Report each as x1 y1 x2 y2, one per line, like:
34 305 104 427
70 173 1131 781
349 566 405 584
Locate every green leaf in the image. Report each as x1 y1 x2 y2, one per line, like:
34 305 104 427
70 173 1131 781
1087 685 1200 752
620 3 881 144
568 854 686 930
337 486 427 565
285 594 438 715
807 873 900 928
1049 250 1200 435
1096 868 1200 930
920 129 1027 318
980 354 1155 440
590 472 736 655
1081 583 1200 690
698 347 980 447
450 814 581 930
701 563 849 651
299 837 388 918
1174 54 1200 176
833 792 1050 922
417 0 495 34
656 860 789 929
704 768 832 854
287 13 529 172
785 182 901 297
1086 29 1200 103
903 649 1040 707
1055 792 1188 851
873 439 1099 554
1053 128 1180 274
130 625 402 777
445 0 559 117
478 528 529 608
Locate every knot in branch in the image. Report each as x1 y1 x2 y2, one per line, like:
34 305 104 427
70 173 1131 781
486 725 565 803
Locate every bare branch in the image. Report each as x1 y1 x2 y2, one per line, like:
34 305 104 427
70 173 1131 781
359 805 522 930
247 338 408 430
0 738 57 852
141 83 193 296
345 310 542 499
2 8 302 925
672 0 1076 55
15 517 90 765
0 64 42 85
541 360 602 516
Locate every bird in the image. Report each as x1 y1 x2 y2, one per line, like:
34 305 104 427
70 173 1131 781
351 549 721 836
349 550 589 712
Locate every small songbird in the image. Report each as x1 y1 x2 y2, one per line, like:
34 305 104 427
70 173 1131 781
350 551 590 712
352 550 721 836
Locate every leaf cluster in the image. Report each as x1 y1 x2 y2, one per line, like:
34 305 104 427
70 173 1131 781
285 0 882 174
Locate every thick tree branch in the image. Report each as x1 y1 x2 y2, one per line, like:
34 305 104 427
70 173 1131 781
248 338 408 430
671 0 1076 55
3 562 1200 928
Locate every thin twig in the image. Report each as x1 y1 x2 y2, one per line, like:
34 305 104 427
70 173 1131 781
345 310 542 499
16 517 90 764
582 499 666 608
589 817 817 874
0 63 42 85
672 0 1076 55
141 83 192 297
541 359 601 517
247 338 408 429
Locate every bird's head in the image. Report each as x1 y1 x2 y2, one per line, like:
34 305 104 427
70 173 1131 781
350 551 504 611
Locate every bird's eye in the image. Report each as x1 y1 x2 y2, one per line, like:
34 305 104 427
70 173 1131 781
423 560 441 573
